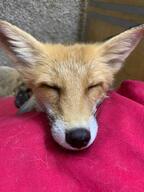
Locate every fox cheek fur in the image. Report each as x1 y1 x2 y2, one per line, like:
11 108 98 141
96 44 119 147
0 20 143 150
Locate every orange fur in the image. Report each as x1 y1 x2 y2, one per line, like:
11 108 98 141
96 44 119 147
22 43 113 123
0 20 143 149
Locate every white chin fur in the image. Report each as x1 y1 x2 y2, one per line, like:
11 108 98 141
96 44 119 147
51 116 98 150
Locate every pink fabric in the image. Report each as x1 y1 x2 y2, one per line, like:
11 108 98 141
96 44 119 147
0 80 144 192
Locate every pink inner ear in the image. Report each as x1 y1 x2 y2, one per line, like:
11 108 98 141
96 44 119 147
133 24 144 35
100 25 144 65
129 28 144 45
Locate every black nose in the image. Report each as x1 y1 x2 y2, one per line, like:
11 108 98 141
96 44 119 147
66 128 91 149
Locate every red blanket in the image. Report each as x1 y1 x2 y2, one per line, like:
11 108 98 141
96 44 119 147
0 80 144 192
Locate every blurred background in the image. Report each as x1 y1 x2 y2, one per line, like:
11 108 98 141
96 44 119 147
0 0 144 86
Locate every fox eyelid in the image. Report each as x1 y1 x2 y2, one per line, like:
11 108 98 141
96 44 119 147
40 83 61 92
87 82 103 90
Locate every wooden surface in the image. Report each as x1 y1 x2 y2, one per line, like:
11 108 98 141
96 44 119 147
84 0 144 87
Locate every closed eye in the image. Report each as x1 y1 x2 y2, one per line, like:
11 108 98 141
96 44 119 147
39 83 61 93
87 82 103 90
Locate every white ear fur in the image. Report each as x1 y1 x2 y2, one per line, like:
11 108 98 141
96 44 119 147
0 20 42 65
98 25 144 72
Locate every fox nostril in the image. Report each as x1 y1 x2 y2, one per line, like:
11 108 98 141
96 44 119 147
66 128 90 149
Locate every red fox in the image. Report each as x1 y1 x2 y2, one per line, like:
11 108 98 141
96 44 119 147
0 20 143 150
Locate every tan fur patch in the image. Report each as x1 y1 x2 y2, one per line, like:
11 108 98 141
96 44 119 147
0 20 143 125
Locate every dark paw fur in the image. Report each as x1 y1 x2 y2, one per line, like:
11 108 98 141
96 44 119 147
15 86 32 108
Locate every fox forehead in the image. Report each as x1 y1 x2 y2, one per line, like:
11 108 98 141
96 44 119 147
41 43 100 62
29 43 113 86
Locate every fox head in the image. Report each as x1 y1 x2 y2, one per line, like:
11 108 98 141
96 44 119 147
0 20 143 150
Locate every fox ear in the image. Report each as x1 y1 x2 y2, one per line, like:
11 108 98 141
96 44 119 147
0 20 43 66
98 25 144 73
